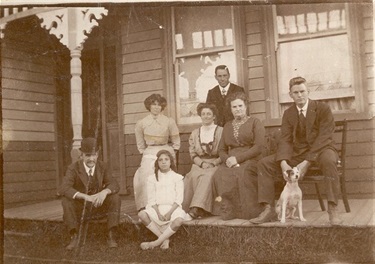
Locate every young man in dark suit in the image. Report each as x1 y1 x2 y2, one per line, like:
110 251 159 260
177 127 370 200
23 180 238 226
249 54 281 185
249 77 343 225
206 65 245 127
59 137 121 250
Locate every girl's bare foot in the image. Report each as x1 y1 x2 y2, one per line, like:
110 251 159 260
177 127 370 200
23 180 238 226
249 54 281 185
160 239 170 250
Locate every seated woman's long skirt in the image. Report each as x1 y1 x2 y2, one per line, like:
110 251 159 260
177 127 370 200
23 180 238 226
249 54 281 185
182 157 219 214
212 157 262 220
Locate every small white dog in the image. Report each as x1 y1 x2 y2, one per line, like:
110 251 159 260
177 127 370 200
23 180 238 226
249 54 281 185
275 167 306 223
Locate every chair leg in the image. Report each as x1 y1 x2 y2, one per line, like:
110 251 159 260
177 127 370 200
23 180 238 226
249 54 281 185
340 178 351 213
314 182 326 211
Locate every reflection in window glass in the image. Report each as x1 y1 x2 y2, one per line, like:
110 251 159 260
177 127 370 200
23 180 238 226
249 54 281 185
278 35 352 102
276 3 346 38
275 3 354 113
177 52 237 124
174 6 233 54
174 6 237 124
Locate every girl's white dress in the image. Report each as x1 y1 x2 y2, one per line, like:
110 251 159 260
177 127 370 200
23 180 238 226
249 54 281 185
144 170 187 226
133 114 180 211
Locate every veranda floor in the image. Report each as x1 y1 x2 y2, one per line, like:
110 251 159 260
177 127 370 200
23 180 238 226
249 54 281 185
4 196 374 228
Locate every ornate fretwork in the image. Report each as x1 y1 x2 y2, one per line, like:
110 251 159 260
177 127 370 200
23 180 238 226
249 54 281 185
37 7 108 50
0 23 6 38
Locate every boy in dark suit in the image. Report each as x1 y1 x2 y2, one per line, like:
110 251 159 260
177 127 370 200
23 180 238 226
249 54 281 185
206 65 245 127
59 137 121 250
249 77 342 225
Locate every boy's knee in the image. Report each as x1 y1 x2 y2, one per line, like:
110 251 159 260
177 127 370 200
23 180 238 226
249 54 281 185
320 158 336 168
258 154 275 169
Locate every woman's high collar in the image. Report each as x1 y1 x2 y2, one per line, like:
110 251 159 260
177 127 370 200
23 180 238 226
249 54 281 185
201 123 216 130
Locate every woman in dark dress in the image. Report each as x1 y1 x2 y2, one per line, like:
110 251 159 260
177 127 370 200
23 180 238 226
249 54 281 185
212 92 264 220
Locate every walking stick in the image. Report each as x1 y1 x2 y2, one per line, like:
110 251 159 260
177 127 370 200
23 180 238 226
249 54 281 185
74 176 93 255
75 105 101 255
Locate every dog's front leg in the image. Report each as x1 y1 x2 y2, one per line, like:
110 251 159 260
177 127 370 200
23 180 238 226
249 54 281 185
289 207 298 219
280 200 287 223
298 200 306 222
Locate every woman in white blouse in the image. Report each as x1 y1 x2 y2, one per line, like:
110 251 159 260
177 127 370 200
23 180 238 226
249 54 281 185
134 94 180 211
182 103 223 219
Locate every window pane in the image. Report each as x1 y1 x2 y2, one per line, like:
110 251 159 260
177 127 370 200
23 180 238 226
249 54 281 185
277 34 356 113
177 51 237 124
278 34 353 104
174 6 233 54
276 3 346 38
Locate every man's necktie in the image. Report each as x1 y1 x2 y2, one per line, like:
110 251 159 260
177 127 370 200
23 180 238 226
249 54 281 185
298 109 306 135
87 169 93 194
222 88 226 97
87 169 98 195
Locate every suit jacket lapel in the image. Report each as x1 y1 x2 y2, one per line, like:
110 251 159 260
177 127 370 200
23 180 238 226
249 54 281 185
214 85 225 101
95 162 103 189
306 100 317 134
291 106 299 139
78 161 89 187
79 161 104 191
227 83 235 94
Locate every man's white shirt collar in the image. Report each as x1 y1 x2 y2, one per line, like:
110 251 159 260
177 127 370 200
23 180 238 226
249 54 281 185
220 83 231 93
296 99 309 117
83 162 95 175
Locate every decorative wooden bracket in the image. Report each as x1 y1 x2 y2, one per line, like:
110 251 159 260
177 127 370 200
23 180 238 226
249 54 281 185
37 7 108 50
36 7 108 161
0 23 5 39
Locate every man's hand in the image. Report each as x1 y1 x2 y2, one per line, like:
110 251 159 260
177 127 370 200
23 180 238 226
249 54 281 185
280 160 292 181
75 192 94 203
296 160 311 179
91 189 111 207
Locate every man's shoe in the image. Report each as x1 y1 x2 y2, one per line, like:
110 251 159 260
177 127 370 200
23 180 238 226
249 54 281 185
107 230 118 248
188 207 200 219
66 233 78 250
328 202 343 226
249 205 277 224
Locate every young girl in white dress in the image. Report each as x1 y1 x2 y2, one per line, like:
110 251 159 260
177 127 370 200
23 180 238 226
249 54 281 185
138 149 187 250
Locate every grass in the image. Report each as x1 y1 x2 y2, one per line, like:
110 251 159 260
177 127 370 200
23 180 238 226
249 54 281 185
4 218 375 263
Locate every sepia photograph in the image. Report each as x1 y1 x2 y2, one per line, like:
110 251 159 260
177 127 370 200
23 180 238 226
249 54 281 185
1 0 374 263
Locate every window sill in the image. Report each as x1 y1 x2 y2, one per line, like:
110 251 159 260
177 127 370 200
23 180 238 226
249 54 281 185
263 111 374 128
177 111 374 134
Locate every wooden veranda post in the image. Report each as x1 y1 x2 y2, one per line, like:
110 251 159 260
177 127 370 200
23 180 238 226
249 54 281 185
37 7 108 162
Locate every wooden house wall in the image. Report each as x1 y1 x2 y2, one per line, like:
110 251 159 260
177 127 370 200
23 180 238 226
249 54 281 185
363 4 375 113
245 5 267 121
2 17 59 208
120 6 374 198
345 4 374 198
121 8 165 190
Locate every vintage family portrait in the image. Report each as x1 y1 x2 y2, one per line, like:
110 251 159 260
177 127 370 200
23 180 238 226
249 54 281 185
2 0 374 263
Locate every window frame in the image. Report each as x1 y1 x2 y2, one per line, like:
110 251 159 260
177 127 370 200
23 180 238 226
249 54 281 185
263 3 368 124
165 6 247 133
